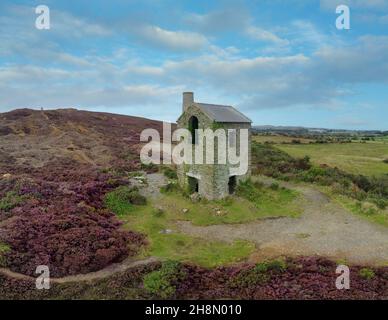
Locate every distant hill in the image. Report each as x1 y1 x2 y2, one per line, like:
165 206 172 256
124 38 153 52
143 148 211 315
253 125 386 135
0 108 166 173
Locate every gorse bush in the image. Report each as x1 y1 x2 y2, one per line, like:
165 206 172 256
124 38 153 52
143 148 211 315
143 261 186 298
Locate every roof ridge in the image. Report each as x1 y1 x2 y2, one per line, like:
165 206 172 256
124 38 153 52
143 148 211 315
196 102 232 108
193 102 251 123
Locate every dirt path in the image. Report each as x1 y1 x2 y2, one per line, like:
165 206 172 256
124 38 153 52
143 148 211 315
0 256 158 283
177 177 388 266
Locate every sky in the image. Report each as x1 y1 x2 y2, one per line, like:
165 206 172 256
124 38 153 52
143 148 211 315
0 0 388 130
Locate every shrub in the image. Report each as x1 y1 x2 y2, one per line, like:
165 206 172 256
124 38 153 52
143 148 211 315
302 167 327 182
265 259 287 272
236 179 261 202
160 181 181 194
252 142 388 207
143 261 185 298
383 159 388 164
228 259 287 289
269 182 279 190
0 242 10 267
0 191 25 212
140 162 158 173
0 170 147 277
163 167 177 179
370 197 387 209
228 264 269 288
105 186 147 215
0 204 145 277
359 268 375 280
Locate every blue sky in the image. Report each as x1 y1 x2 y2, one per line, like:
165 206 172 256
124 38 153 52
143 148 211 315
0 0 388 129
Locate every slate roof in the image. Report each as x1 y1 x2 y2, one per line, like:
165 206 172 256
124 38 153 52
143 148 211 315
194 103 251 123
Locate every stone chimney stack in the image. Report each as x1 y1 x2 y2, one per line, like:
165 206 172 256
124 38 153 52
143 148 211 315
182 92 194 112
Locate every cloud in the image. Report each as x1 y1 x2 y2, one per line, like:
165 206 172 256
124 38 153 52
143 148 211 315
380 14 388 23
320 0 388 10
136 25 208 51
0 63 181 111
51 10 112 38
0 2 387 128
3 32 388 115
245 26 289 46
313 35 388 83
185 7 250 34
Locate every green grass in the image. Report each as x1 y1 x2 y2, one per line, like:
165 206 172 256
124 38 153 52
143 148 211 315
143 261 185 298
0 191 25 212
105 180 301 268
117 203 255 268
359 267 375 280
276 142 388 177
319 186 388 227
158 182 301 226
104 186 146 216
0 242 10 267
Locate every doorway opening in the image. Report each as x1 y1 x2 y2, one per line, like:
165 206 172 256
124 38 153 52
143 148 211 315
188 176 199 193
228 176 237 194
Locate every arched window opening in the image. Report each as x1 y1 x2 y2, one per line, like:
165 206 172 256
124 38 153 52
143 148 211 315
188 116 199 145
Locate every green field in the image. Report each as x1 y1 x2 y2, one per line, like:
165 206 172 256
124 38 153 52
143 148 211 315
276 142 388 176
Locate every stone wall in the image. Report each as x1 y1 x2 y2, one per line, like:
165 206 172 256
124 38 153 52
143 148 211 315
177 104 251 200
